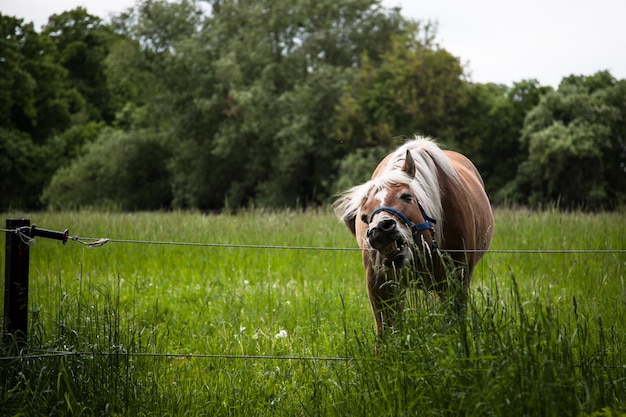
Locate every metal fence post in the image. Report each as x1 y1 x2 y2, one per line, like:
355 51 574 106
3 218 30 347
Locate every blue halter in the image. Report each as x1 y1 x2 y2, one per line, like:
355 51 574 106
369 203 437 246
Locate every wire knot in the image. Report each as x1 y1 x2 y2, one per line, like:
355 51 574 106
69 236 110 248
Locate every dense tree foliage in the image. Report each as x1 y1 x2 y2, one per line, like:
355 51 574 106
0 10 113 208
334 26 465 149
43 128 171 210
1 14 76 208
1 1 625 211
451 80 552 200
43 8 118 123
513 72 626 209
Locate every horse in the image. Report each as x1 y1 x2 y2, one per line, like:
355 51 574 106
334 137 494 338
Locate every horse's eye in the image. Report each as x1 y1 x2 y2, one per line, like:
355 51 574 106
400 193 413 202
361 214 369 224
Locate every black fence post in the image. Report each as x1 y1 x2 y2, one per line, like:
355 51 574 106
3 218 30 347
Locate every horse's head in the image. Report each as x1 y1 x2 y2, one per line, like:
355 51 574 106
355 151 437 270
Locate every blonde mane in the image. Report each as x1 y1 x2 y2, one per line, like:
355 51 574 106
334 137 460 241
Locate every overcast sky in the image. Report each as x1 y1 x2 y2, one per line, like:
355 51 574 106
2 0 625 88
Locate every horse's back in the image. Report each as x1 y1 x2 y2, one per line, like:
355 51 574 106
442 150 494 271
370 153 394 179
444 150 485 188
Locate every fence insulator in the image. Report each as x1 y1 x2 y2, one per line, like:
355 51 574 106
30 224 69 245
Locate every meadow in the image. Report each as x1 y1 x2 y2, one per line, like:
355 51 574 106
1 208 625 416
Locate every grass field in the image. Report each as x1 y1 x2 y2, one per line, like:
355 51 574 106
1 208 625 416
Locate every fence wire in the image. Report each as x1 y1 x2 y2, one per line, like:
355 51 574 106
2 226 624 254
2 349 625 370
0 349 352 362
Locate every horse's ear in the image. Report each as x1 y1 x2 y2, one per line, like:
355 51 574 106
402 150 415 178
343 214 357 236
334 196 357 236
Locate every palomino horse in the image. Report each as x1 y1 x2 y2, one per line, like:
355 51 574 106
334 137 494 338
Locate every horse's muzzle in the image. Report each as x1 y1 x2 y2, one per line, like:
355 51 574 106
367 219 407 266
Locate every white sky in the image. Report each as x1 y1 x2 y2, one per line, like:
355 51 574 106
382 0 626 87
2 0 625 88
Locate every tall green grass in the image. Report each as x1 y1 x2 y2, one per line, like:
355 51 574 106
1 208 625 416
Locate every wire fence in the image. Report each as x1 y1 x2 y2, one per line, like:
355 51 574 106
2 224 625 365
2 226 625 254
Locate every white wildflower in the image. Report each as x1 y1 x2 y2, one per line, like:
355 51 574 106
274 329 288 339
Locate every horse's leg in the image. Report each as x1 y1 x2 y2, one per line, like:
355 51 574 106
430 255 470 315
449 271 470 315
449 258 473 315
367 268 405 340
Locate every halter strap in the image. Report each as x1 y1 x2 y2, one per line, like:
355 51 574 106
369 203 436 245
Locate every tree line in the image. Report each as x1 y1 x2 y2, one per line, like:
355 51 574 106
2 0 625 211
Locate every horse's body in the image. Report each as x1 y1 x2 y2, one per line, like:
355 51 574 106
334 137 494 337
